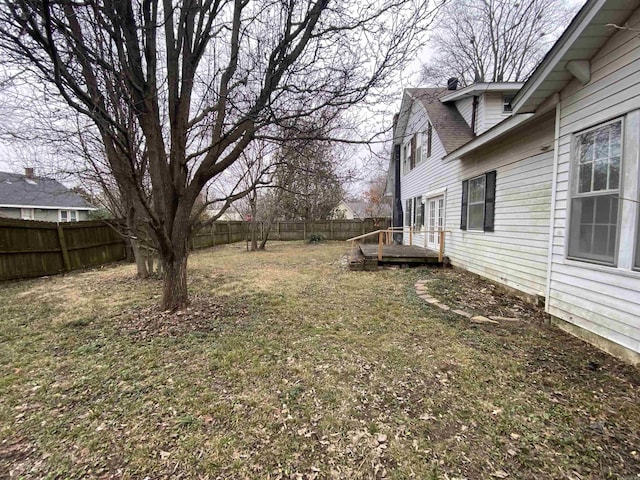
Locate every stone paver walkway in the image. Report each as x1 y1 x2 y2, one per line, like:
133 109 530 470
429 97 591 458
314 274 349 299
415 279 519 325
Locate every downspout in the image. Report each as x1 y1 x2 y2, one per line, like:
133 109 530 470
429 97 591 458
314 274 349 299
544 100 561 313
393 144 403 243
471 96 478 135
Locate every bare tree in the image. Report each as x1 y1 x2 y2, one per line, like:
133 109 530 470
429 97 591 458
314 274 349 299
0 0 441 310
421 0 576 86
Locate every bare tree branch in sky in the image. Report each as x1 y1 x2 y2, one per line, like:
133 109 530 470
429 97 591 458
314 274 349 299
0 0 443 311
421 0 577 87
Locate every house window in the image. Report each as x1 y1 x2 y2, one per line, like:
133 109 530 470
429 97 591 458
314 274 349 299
503 95 514 113
461 171 496 232
467 176 485 230
410 135 416 170
403 144 411 175
59 210 78 222
405 198 412 227
415 196 424 229
568 120 622 264
416 133 423 165
20 208 34 220
427 122 433 158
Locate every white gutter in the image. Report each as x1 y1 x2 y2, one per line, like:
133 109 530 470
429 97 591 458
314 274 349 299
0 204 97 210
545 102 562 311
442 113 535 162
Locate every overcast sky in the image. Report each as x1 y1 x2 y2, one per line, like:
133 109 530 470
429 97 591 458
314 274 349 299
0 0 586 193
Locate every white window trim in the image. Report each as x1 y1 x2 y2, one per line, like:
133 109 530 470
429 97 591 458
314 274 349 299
59 209 79 222
566 117 625 267
467 174 486 231
20 208 34 220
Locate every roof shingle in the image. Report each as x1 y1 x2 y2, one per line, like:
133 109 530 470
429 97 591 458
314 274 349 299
406 88 475 154
0 171 95 209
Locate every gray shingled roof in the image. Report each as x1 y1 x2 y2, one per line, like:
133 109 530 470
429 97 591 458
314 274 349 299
406 88 475 155
0 171 95 209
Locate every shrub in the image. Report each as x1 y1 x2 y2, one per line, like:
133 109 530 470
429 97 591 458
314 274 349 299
307 233 325 243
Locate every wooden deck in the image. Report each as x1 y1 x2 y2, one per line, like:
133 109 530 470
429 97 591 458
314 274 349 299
358 244 442 265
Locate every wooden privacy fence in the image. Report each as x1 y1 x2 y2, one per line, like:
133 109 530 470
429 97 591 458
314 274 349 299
1 217 389 281
190 218 390 248
0 218 127 281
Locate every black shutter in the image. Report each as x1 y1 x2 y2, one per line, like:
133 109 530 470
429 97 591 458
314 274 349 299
460 180 468 230
484 170 496 232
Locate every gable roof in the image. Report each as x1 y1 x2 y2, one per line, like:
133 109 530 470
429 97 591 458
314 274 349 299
405 88 475 154
513 0 640 114
0 171 96 210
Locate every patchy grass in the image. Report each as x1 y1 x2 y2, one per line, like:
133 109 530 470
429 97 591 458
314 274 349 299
1 241 639 479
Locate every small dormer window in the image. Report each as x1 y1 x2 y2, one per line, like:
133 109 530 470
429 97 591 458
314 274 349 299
503 95 514 113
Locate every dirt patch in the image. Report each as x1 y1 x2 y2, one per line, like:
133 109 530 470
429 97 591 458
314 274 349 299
116 295 250 340
425 267 548 323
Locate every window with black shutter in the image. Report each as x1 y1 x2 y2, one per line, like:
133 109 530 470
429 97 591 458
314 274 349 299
461 171 496 232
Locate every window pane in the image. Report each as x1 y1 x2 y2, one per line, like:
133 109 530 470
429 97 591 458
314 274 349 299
61 211 68 221
578 163 592 193
569 196 617 264
609 157 620 190
579 133 594 163
579 224 593 254
593 159 607 191
580 196 594 223
70 211 77 221
469 177 485 203
595 196 612 224
595 130 609 159
593 225 609 256
468 204 484 230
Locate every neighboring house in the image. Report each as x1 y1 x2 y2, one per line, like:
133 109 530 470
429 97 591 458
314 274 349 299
388 0 640 364
332 201 367 220
205 207 243 221
332 200 391 220
0 169 96 222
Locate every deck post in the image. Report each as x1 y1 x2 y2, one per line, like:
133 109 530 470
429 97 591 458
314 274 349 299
378 231 383 260
439 230 444 263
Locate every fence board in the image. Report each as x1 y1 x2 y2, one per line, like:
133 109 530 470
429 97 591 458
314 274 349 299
1 217 388 281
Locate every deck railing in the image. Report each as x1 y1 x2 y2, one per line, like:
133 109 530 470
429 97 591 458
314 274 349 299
346 227 449 262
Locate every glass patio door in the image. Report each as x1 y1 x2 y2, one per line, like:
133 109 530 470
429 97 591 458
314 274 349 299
427 196 444 250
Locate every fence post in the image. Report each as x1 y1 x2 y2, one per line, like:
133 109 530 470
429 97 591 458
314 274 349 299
303 222 306 241
330 220 334 240
226 221 230 244
277 221 280 240
57 224 72 272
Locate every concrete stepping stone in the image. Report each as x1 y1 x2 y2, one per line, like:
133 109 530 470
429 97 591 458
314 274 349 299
470 315 499 324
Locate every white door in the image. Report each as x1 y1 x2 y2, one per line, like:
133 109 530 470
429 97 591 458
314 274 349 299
427 196 444 250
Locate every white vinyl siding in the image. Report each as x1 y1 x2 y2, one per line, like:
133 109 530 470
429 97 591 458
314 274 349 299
401 96 555 296
476 92 511 135
548 6 640 358
456 97 474 128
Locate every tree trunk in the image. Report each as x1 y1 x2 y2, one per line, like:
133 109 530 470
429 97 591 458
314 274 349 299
130 237 149 277
161 248 189 311
126 208 148 277
258 221 272 250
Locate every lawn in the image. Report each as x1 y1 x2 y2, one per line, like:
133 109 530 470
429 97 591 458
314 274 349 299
1 241 639 479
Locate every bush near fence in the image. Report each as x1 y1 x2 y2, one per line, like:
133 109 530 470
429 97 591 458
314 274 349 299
0 218 389 281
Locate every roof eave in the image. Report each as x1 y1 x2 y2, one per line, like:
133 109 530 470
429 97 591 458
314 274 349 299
511 0 627 114
440 82 524 103
0 204 97 210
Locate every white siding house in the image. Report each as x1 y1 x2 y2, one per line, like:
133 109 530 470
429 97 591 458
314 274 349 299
389 0 640 364
511 0 640 364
